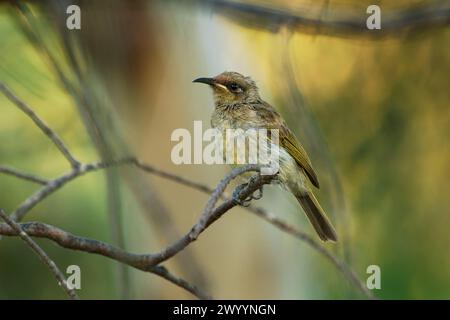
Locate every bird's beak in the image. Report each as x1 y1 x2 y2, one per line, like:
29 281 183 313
193 77 228 91
193 77 216 86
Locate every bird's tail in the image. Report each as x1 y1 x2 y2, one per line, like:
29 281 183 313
295 190 337 242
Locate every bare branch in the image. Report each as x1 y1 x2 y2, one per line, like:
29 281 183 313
0 82 80 168
148 167 274 267
133 159 214 194
2 2 375 299
0 166 272 299
0 221 157 268
192 164 263 238
2 156 373 298
131 162 373 298
123 168 211 290
140 165 374 298
0 209 79 300
246 206 374 299
10 159 134 222
0 165 48 185
0 220 210 299
149 266 212 300
8 157 215 222
0 83 369 295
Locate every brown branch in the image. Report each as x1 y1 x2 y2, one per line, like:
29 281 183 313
0 165 270 299
0 220 157 269
0 220 210 299
1 157 373 298
10 159 134 222
135 164 374 299
149 266 212 300
0 79 370 298
1 164 269 299
13 4 135 297
0 209 79 300
1 168 269 298
246 206 373 298
191 164 265 239
0 82 80 168
2 1 378 300
147 166 272 266
133 159 214 194
0 165 49 185
195 0 450 38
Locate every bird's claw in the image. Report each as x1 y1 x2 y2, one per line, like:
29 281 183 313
232 181 264 207
251 187 263 200
232 183 251 206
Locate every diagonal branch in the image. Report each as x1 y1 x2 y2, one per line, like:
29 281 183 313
130 163 374 298
0 2 378 299
136 164 374 298
0 165 49 185
148 166 272 266
149 266 212 300
10 159 134 222
191 164 264 238
246 206 373 298
0 169 274 299
0 209 79 300
0 82 80 168
0 166 273 299
0 157 373 298
0 220 211 299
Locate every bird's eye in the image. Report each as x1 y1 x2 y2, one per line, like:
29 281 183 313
228 83 243 93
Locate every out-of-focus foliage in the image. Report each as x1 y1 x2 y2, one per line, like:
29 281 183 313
0 0 449 299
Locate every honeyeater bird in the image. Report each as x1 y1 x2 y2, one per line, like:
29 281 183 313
193 71 337 242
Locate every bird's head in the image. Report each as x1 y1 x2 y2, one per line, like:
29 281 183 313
193 71 260 106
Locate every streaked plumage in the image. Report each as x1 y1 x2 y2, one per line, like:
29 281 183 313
194 71 337 241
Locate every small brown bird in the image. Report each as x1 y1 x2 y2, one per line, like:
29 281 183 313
194 71 337 242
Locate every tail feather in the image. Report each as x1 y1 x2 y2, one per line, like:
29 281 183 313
295 191 337 242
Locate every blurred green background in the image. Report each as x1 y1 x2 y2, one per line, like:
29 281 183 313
0 0 449 299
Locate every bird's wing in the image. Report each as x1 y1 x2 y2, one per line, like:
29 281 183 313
280 126 320 188
254 101 320 188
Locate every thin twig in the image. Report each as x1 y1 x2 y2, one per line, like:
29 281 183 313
0 209 79 300
147 168 274 267
191 164 264 238
0 220 157 268
0 168 274 297
10 159 134 222
12 2 210 291
12 2 79 104
1 166 271 281
131 162 373 298
123 168 211 290
0 165 48 185
0 82 80 168
246 206 374 299
133 160 213 194
150 266 212 300
0 220 210 299
8 157 209 222
1 158 373 298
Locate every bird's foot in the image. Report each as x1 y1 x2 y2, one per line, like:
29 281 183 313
232 183 251 206
232 177 264 207
251 186 263 200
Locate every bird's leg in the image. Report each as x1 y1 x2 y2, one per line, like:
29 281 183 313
232 182 251 206
251 186 263 200
232 175 263 207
